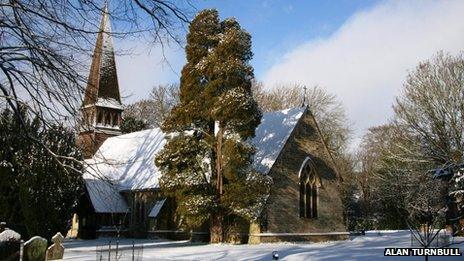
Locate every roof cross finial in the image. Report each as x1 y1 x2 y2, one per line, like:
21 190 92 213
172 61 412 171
301 85 307 107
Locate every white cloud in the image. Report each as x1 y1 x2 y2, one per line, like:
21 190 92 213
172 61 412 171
262 0 464 148
115 40 185 104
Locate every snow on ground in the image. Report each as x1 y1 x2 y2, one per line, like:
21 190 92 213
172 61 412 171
63 230 463 260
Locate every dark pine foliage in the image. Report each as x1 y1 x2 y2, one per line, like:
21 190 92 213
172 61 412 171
120 116 149 133
155 9 269 243
0 107 84 241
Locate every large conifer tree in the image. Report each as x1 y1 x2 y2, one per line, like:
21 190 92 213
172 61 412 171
0 107 83 240
155 9 269 243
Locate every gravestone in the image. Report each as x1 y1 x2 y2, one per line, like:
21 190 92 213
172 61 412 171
23 236 47 261
0 228 21 261
45 232 64 260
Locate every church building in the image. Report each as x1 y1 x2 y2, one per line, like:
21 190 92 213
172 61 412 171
74 6 347 243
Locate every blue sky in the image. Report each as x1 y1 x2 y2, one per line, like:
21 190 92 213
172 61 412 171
115 0 464 148
194 0 381 78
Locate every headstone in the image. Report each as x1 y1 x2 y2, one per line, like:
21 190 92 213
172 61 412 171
23 236 47 261
0 228 21 261
45 232 64 260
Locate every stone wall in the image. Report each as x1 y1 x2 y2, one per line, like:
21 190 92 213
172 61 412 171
77 131 115 159
263 107 346 234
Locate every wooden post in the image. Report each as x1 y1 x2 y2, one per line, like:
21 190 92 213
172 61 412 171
132 240 135 261
108 240 111 261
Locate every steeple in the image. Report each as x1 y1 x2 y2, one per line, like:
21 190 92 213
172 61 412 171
77 3 124 158
83 3 122 106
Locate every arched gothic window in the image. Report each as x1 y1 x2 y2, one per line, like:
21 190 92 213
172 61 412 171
299 157 321 219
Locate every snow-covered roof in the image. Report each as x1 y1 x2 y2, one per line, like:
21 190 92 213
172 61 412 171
95 97 123 110
85 179 128 213
84 128 166 190
84 128 166 213
252 107 305 174
84 107 305 213
148 199 166 218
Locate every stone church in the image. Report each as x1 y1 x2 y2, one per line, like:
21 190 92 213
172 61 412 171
73 7 347 243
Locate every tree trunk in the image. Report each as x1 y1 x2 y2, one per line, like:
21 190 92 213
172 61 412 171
210 126 224 243
216 127 224 195
210 214 223 243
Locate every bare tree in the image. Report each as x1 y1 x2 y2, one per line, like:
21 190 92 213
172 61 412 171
149 83 179 126
123 83 179 128
353 53 464 253
393 52 464 166
357 122 449 247
405 171 447 252
355 125 406 229
392 52 464 233
1 0 191 166
252 82 303 112
253 82 351 157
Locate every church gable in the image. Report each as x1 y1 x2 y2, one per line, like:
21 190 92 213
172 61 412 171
262 107 345 234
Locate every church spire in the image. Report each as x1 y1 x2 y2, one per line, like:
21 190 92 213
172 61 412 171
78 3 124 159
83 2 121 107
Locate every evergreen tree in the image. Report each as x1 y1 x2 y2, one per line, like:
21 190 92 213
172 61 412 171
120 116 149 133
0 107 83 240
155 9 268 243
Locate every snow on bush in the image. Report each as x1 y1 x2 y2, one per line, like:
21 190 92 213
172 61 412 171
0 230 21 242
